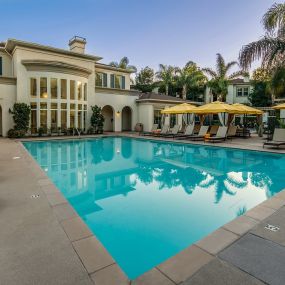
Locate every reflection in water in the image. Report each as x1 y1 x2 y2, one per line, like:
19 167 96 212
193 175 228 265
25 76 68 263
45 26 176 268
23 137 285 279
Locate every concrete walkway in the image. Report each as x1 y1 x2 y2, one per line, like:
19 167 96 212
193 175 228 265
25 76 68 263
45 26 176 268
0 139 93 285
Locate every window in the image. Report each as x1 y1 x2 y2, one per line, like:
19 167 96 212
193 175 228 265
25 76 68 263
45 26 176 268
40 103 47 129
96 72 107 87
40 78 48 98
51 103 58 130
0 56 2 75
30 78 37 98
61 79 67 99
70 103 75 128
77 82 82 100
111 75 126 89
30 103 37 133
84 83 87 101
154 110 162 128
70 80 75 100
61 103 67 130
236 86 250 97
51 78 57 99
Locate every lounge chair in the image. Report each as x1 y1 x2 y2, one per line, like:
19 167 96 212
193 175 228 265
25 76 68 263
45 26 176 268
153 125 169 137
227 126 237 138
175 124 195 139
160 124 180 138
209 125 219 136
140 124 158 136
193 125 201 134
206 126 228 143
263 128 285 148
188 126 209 141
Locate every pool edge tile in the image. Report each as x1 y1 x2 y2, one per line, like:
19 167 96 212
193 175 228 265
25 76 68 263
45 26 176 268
132 268 175 285
157 245 213 284
195 228 239 255
72 236 115 274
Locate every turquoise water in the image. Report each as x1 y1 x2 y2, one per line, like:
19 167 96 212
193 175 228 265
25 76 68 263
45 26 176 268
23 137 285 279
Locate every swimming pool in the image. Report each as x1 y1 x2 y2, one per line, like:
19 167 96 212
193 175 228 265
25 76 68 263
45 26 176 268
23 137 285 279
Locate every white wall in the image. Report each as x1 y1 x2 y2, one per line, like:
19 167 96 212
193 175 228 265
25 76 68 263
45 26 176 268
0 50 13 77
0 83 17 135
94 93 138 131
137 103 153 132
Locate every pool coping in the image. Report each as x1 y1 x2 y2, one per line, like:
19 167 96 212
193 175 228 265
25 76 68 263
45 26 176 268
17 134 285 284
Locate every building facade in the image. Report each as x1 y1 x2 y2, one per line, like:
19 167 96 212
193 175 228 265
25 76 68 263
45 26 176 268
205 78 252 104
0 37 193 136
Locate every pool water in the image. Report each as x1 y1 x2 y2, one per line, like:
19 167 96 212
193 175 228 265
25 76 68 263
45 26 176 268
23 137 285 279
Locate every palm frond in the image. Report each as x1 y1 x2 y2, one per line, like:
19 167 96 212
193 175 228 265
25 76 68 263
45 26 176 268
228 70 249 80
239 36 277 69
119 56 129 68
109 61 118 67
225 61 238 72
262 3 285 33
202 68 217 78
216 53 226 77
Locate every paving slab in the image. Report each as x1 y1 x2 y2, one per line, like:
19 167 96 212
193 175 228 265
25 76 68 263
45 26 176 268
157 245 213 284
219 233 285 285
91 264 129 285
251 206 285 246
53 202 77 222
223 215 259 236
245 205 276 221
45 192 67 206
195 228 239 255
131 268 175 285
260 197 285 210
73 236 115 273
182 258 264 285
61 216 93 242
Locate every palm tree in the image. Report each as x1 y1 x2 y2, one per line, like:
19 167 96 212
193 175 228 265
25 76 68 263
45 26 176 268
156 64 176 96
239 3 285 70
109 56 137 72
202 53 246 101
175 61 207 100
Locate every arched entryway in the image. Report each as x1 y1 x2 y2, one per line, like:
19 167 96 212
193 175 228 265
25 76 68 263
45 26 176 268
0 105 2 136
102 105 114 131
121 106 132 131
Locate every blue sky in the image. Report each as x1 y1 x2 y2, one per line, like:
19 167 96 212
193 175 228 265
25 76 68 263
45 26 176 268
1 0 277 72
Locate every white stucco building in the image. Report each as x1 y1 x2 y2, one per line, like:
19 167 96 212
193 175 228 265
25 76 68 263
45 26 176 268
0 37 190 136
205 78 252 104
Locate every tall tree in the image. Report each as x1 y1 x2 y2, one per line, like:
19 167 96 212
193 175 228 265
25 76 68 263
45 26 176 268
109 56 137 72
155 64 176 96
175 61 207 100
202 53 246 101
239 3 285 70
134 66 155 93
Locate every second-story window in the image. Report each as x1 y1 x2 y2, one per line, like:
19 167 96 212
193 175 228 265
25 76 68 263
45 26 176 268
111 74 125 89
96 72 107 87
236 87 249 97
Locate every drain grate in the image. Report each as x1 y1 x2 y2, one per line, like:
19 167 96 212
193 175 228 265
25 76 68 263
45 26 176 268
264 224 280 232
12 156 21 160
31 194 40 199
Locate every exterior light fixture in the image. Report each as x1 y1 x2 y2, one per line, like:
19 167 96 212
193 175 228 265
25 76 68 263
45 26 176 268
116 111 121 115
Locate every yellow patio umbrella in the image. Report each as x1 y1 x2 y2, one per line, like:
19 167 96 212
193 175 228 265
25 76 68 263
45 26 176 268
194 101 238 114
232 103 263 115
273 103 285 110
161 103 197 114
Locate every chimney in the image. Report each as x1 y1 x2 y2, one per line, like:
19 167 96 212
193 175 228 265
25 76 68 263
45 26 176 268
69 36 86 54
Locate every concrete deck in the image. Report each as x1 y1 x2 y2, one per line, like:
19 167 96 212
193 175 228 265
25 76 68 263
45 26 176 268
1 134 285 285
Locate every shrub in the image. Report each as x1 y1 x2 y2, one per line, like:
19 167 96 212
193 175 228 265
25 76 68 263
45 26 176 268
9 103 31 131
7 129 26 138
38 127 45 137
91 105 105 134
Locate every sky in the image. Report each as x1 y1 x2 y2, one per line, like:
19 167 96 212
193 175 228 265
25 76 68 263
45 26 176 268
1 0 277 73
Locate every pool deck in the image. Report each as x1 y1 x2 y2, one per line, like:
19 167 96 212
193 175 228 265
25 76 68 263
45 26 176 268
1 134 285 285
